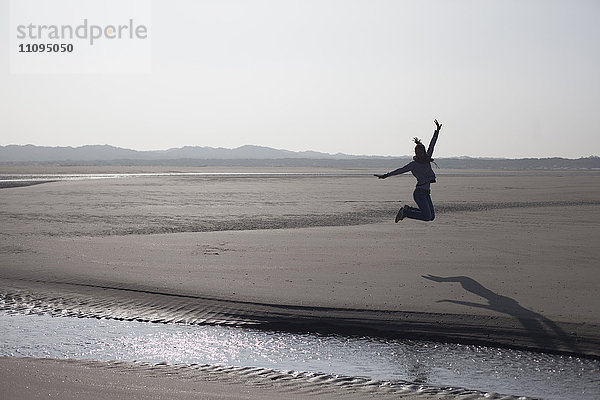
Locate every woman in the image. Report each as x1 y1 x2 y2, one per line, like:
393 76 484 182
374 120 442 222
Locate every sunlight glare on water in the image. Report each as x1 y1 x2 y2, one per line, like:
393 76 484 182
1 312 598 400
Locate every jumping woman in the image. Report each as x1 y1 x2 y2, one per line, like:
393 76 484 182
374 119 442 222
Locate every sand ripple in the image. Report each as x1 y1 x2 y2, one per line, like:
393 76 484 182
1 278 597 358
4 356 532 399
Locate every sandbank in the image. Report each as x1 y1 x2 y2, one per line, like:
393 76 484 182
1 168 599 398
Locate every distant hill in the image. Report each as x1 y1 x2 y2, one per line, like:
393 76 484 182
1 144 599 170
0 144 363 162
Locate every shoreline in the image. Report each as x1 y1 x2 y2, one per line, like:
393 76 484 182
2 276 598 359
0 357 527 400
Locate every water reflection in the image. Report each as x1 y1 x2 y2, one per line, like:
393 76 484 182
0 172 359 184
1 312 598 400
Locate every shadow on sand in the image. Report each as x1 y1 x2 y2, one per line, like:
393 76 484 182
422 274 580 354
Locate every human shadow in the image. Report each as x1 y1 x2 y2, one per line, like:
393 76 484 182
422 274 579 354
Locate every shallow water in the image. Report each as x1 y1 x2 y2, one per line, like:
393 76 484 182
0 171 365 183
1 312 598 400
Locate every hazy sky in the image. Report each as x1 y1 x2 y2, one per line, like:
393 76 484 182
1 0 599 158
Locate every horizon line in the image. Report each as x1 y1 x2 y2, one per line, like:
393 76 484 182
1 143 597 160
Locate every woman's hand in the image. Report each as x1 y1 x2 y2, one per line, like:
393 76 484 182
374 174 387 179
434 119 442 132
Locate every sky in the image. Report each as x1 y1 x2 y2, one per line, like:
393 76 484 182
1 0 599 158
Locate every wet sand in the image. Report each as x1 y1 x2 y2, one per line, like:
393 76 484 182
1 167 599 398
0 357 513 400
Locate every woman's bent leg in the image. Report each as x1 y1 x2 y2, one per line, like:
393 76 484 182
427 192 435 221
403 189 434 221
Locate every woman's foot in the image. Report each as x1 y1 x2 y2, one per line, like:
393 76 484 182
395 205 407 223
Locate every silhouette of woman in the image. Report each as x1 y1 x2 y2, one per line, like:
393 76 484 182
375 120 441 222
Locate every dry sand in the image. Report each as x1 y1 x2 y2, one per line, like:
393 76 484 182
1 167 599 398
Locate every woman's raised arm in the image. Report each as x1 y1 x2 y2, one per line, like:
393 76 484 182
427 119 442 157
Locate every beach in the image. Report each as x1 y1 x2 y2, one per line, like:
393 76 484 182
1 166 599 399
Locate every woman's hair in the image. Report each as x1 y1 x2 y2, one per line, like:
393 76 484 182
413 137 432 163
413 137 425 150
